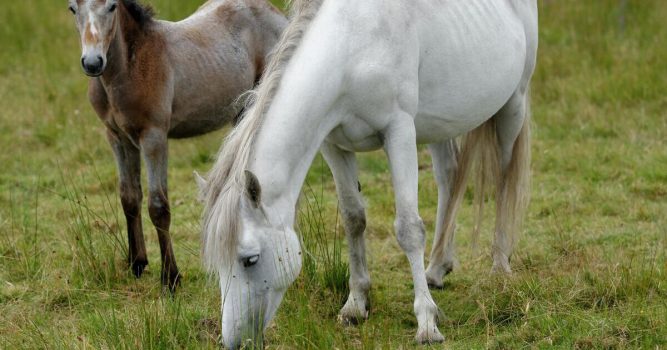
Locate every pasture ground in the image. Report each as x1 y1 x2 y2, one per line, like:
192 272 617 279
1 0 665 348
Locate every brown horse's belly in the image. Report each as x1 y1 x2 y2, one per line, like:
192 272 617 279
167 104 239 139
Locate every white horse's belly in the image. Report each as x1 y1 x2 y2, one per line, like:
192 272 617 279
414 49 525 144
413 0 528 144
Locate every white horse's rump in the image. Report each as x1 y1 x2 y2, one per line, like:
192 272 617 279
202 0 538 347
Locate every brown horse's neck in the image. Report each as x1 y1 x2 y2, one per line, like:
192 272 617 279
100 2 151 84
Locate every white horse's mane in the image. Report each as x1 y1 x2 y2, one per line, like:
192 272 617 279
201 0 324 272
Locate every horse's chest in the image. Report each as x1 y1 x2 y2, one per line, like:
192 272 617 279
326 121 384 152
102 113 141 142
100 99 157 142
93 80 167 141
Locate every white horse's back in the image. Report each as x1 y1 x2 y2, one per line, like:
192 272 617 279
316 0 537 148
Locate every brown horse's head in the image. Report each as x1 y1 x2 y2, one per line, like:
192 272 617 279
69 0 154 77
68 0 124 76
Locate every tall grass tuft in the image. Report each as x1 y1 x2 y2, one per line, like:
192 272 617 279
80 298 218 349
298 182 349 300
59 167 127 290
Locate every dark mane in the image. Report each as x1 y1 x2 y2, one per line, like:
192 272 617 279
121 0 155 28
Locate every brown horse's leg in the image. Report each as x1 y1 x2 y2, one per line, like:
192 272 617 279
107 130 148 277
140 128 180 291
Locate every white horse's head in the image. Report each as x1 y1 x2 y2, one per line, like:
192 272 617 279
200 171 302 349
68 0 121 76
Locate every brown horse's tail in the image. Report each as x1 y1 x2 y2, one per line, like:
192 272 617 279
430 95 531 265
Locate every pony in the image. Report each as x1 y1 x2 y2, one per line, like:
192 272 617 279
68 0 287 291
200 0 538 346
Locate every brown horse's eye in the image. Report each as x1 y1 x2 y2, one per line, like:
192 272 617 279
109 3 117 12
69 6 76 15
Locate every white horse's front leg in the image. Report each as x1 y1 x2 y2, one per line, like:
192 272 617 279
321 142 370 325
384 117 445 344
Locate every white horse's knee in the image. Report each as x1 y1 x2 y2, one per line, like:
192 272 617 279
434 163 457 188
342 207 366 237
395 216 426 253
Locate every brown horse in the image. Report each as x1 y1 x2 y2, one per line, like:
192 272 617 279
68 0 287 290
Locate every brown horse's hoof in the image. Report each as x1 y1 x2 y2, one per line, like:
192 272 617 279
162 270 181 294
130 258 148 278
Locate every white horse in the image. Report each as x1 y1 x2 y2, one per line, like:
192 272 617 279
200 0 538 347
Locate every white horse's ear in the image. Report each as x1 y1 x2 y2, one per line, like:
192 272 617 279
193 171 207 202
244 170 261 208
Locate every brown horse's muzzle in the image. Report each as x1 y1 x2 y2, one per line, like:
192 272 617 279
81 54 105 77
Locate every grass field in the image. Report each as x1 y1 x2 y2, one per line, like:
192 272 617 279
1 0 666 348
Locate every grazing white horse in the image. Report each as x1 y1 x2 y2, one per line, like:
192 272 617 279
200 0 538 347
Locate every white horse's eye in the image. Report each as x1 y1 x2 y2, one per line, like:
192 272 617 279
69 6 76 15
242 255 260 268
109 3 117 12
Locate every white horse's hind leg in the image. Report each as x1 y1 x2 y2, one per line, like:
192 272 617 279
384 117 444 344
491 91 530 274
425 140 459 289
320 142 371 325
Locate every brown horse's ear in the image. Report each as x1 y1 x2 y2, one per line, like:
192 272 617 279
244 170 261 208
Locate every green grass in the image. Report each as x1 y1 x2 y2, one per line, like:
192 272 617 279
1 0 666 348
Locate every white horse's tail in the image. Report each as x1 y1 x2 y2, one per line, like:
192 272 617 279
431 95 531 264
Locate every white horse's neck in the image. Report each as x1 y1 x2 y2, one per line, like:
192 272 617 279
249 5 346 224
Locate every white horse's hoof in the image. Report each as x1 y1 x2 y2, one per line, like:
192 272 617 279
491 263 512 274
338 297 370 326
414 302 446 344
425 259 456 289
491 257 512 274
337 309 369 326
415 327 445 344
426 273 444 290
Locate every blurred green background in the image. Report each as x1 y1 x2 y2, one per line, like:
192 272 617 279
0 0 665 348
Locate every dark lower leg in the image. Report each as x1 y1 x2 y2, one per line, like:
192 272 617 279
111 128 148 278
149 192 179 290
121 193 148 277
141 128 179 291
